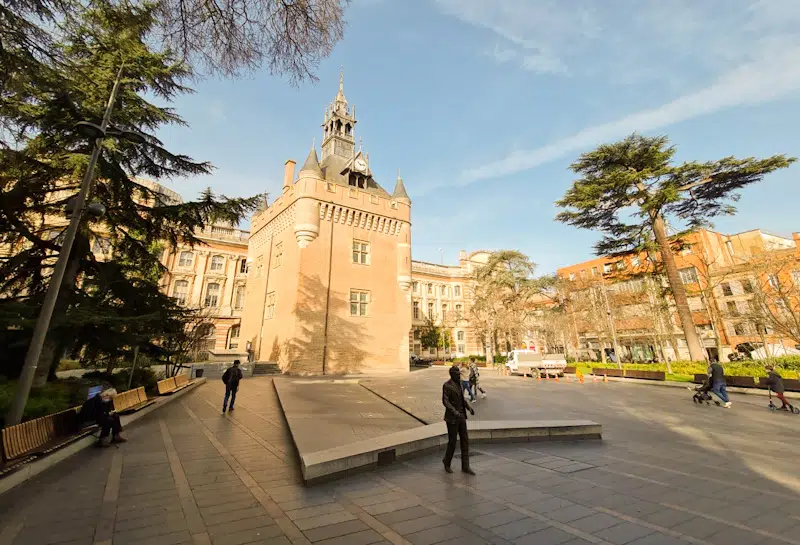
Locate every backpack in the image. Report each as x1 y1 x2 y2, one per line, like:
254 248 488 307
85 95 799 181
221 368 230 384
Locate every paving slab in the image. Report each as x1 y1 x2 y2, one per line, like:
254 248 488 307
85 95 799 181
0 372 798 545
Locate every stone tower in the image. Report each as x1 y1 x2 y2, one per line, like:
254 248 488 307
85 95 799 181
240 73 412 375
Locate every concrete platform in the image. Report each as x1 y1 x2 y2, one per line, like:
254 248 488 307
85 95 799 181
301 419 602 483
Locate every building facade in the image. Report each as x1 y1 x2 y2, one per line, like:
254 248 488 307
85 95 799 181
557 228 800 362
238 76 413 375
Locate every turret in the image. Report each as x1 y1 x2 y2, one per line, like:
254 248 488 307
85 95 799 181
392 170 410 204
397 222 411 291
299 144 323 178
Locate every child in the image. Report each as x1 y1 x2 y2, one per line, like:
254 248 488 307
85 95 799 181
765 367 791 410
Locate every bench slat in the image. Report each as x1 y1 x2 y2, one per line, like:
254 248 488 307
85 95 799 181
2 407 82 462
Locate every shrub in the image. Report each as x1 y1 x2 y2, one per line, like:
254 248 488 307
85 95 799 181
82 367 158 394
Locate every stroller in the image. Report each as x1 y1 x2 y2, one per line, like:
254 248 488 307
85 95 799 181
690 376 720 406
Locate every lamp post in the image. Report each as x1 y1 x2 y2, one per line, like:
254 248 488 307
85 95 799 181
6 64 145 426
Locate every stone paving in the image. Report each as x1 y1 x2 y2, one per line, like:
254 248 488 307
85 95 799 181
273 378 421 453
0 373 799 545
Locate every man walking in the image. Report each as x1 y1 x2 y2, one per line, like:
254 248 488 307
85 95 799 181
460 361 475 402
442 365 475 475
222 360 243 414
709 360 731 408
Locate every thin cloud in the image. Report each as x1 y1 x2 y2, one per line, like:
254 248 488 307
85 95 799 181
459 43 800 184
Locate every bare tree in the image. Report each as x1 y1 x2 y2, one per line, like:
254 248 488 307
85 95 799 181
743 252 800 348
155 0 350 79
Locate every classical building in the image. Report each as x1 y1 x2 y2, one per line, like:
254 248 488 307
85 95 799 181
409 251 490 358
238 75 413 374
557 228 800 362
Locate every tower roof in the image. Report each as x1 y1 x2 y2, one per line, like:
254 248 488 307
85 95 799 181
300 144 322 175
392 170 410 202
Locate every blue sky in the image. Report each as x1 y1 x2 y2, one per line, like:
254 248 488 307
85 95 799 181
156 0 800 274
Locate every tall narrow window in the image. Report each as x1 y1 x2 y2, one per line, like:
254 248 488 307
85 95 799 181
427 283 433 295
239 258 248 274
454 285 461 297
441 304 448 321
457 331 465 341
210 255 224 272
266 292 276 319
768 274 780 289
233 285 245 309
173 280 189 305
742 279 754 293
228 325 240 349
412 281 418 292
721 282 733 296
440 285 447 296
256 255 263 278
413 301 420 319
350 290 369 316
274 242 283 268
427 302 434 317
178 251 194 267
352 240 370 265
455 304 462 317
204 282 220 307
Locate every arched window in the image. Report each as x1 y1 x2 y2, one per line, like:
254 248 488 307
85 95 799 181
228 325 240 349
345 123 352 135
178 251 194 267
173 280 189 305
210 255 224 272
204 282 220 307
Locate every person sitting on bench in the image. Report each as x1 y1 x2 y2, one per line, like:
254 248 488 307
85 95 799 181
79 388 127 446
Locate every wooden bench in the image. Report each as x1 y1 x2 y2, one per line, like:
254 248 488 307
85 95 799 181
157 374 194 396
1 407 98 475
564 366 576 374
113 387 155 414
758 377 800 392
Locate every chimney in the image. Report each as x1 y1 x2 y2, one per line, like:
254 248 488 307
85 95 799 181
793 232 800 249
283 159 296 192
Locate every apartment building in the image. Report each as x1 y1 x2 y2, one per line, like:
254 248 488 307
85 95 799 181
557 228 800 362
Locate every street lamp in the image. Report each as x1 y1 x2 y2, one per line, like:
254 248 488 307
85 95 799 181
5 64 146 426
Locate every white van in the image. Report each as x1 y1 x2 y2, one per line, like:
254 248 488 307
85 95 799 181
506 349 567 377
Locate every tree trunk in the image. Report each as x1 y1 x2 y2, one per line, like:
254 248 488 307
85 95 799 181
650 214 706 362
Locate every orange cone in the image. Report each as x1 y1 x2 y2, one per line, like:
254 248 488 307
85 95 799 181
603 374 608 383
580 374 584 383
554 374 559 382
536 373 541 381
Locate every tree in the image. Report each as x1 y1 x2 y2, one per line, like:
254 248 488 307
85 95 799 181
419 316 443 357
556 133 795 361
743 252 800 349
0 1 260 384
468 251 539 365
2 0 348 83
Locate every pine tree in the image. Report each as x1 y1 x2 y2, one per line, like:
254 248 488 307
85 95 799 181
0 1 260 384
555 133 795 362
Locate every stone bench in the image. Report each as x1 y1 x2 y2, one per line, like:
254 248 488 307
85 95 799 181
300 419 602 484
593 368 624 378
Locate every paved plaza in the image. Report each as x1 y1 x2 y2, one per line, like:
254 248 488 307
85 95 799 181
1 370 799 545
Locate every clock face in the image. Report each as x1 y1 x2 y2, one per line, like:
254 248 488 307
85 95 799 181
354 158 367 171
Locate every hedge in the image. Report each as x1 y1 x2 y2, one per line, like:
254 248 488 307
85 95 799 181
572 360 799 379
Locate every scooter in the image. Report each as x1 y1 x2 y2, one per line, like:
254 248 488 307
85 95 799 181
768 390 800 414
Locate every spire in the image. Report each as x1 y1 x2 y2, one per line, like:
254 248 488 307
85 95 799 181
335 66 347 106
392 169 410 202
300 141 322 176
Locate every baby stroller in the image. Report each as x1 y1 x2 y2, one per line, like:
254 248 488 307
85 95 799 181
690 377 720 406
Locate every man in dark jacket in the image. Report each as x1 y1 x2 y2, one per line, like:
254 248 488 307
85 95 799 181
442 365 475 475
79 388 126 446
222 360 243 414
766 367 790 410
709 361 731 408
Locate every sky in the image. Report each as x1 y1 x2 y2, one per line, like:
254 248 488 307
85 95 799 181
155 0 800 274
